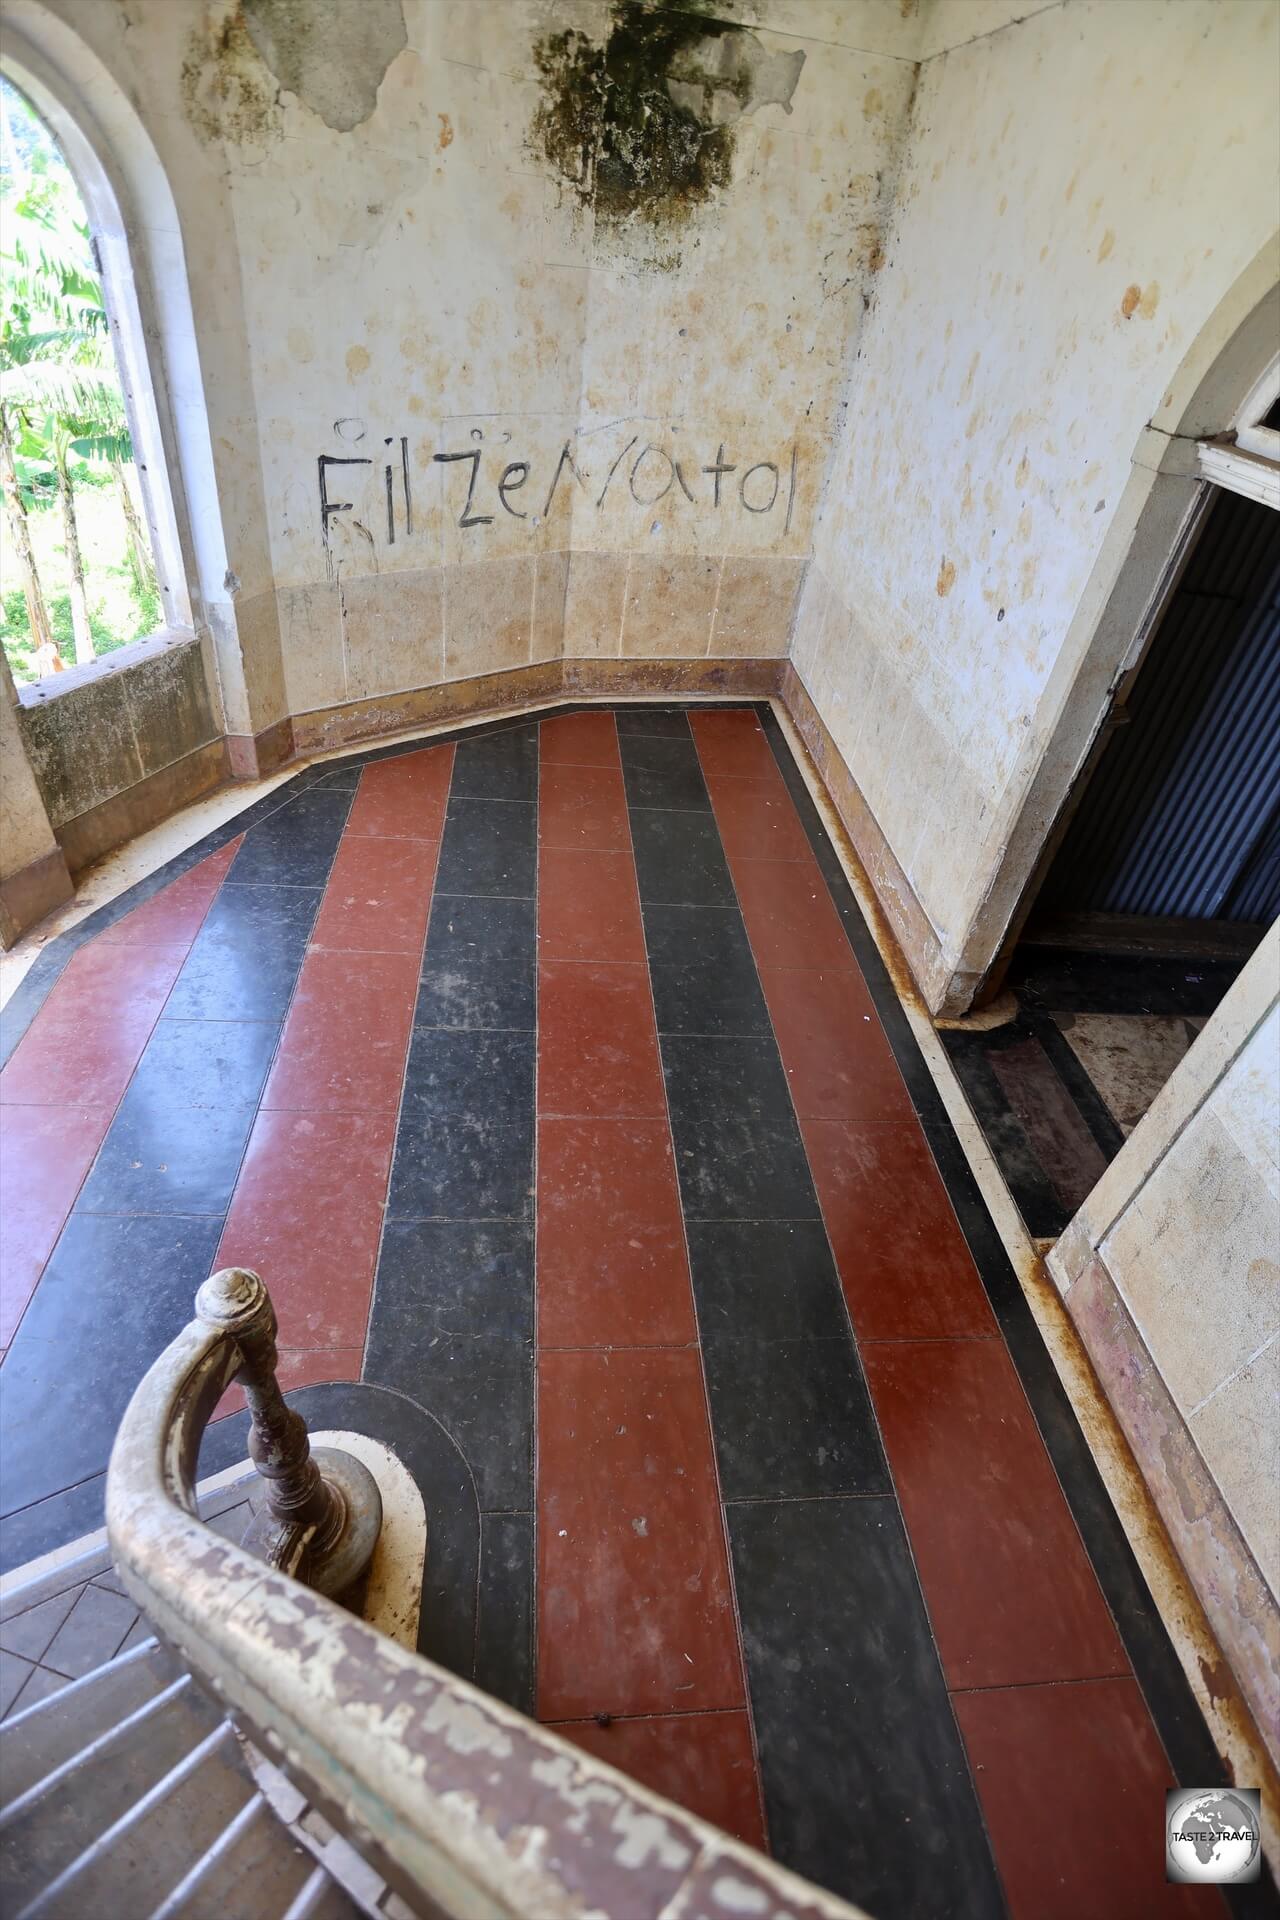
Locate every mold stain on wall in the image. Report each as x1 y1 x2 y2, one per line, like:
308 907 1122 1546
532 0 804 254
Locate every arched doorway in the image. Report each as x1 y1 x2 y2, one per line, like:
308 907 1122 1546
943 270 1280 1235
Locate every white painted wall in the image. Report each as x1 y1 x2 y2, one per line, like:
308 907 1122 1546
793 0 1280 1000
5 0 926 735
1051 929 1280 1761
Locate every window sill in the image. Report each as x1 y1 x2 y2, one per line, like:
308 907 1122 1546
16 628 200 709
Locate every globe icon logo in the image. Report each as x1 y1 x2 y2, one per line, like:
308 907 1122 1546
1165 1788 1261 1884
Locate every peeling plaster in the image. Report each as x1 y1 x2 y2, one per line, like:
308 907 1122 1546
242 0 408 134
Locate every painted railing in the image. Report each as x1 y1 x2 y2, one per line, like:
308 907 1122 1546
106 1269 871 1920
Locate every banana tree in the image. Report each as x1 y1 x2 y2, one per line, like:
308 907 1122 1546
4 364 129 665
2 99 156 667
0 388 55 661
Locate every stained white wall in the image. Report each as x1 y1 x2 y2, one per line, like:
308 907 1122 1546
793 0 1280 1003
1050 930 1280 1764
11 0 926 727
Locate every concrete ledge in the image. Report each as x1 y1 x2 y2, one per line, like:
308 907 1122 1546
56 737 229 876
0 843 74 949
18 633 221 861
1066 1253 1280 1778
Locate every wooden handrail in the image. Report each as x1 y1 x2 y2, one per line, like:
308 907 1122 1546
106 1271 872 1920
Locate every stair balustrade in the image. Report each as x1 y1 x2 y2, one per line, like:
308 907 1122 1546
104 1268 872 1920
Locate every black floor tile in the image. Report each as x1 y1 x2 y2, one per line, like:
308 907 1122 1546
941 1033 1069 1239
386 1113 534 1222
374 1221 533 1342
727 1496 1004 1920
669 1110 819 1221
643 904 770 1036
227 789 352 887
75 1099 255 1218
0 1478 110 1576
401 1028 534 1118
619 735 712 813
1010 945 1243 1017
614 708 692 737
0 1214 225 1515
628 810 735 908
435 798 536 899
418 896 535 1032
702 1335 888 1501
475 1513 534 1715
310 761 365 788
184 880 321 946
450 726 538 803
660 1031 794 1119
364 1328 533 1513
686 1220 848 1342
128 1018 279 1109
165 887 319 1024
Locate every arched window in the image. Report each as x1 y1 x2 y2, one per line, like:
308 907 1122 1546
1 77 161 683
0 13 219 684
1195 350 1280 508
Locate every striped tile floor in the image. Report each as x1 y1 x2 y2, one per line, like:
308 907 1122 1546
0 706 1240 1920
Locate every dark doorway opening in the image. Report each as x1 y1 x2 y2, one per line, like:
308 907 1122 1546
944 484 1279 1237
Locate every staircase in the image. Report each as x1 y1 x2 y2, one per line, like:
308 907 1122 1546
0 1630 366 1918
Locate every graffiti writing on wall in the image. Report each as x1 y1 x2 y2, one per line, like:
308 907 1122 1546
316 426 799 570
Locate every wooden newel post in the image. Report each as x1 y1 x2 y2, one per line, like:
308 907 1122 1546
195 1268 382 1599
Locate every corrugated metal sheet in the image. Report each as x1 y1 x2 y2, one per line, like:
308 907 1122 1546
1042 486 1280 924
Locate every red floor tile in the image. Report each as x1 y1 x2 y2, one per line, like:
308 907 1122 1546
863 1339 1128 1690
262 948 419 1112
214 1345 364 1420
538 962 665 1118
97 840 241 948
309 833 439 954
538 847 646 964
0 944 185 1110
32 941 187 1027
758 967 915 1124
344 744 454 840
708 778 812 863
989 1036 1111 1218
0 1013 155 1110
537 1347 745 1719
801 1120 998 1341
552 1711 766 1850
954 1678 1217 1920
539 710 620 768
0 1106 109 1344
539 763 631 852
689 708 777 783
537 1117 695 1348
216 1108 396 1347
730 858 855 973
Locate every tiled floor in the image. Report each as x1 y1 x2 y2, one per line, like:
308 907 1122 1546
0 706 1244 1919
942 945 1242 1237
0 1497 251 1723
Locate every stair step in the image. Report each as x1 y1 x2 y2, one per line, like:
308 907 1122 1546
282 1864 365 1920
24 1717 271 1919
0 1638 178 1805
147 1793 321 1920
0 1664 224 1903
